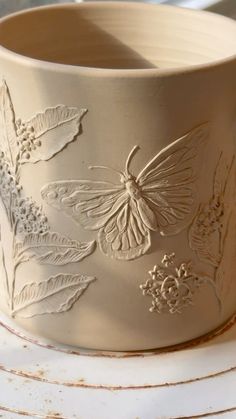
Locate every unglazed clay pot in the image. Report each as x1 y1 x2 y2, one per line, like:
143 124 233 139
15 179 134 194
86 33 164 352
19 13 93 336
0 2 235 351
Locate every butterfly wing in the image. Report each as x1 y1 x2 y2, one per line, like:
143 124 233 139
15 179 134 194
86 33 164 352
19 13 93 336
137 123 209 236
42 181 151 260
41 180 126 230
99 199 151 260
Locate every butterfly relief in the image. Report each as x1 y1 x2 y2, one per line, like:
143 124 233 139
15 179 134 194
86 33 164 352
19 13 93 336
41 124 209 261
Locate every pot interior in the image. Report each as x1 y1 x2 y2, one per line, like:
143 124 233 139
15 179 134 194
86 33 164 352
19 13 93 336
0 2 235 69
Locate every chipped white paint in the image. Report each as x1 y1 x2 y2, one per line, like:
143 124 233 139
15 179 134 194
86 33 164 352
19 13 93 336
0 312 236 418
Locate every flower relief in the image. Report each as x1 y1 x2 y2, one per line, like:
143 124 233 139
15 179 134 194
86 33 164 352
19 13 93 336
0 80 96 319
15 118 42 161
140 253 221 314
13 197 49 235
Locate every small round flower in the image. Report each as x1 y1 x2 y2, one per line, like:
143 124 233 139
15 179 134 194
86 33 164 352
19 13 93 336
0 159 20 199
34 140 41 147
21 152 31 160
13 197 49 235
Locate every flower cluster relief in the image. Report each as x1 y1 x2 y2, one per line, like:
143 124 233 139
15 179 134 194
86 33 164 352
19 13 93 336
0 81 96 318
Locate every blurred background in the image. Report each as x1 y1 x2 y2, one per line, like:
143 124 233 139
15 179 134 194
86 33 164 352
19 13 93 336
0 0 235 18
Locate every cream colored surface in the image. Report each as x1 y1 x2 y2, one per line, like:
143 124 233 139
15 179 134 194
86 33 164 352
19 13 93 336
0 2 236 68
0 2 235 351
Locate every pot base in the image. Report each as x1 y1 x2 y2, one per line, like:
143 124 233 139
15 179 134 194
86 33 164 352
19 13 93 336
1 310 236 418
1 309 236 357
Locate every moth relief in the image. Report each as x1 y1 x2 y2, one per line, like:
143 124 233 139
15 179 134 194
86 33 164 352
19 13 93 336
42 124 209 261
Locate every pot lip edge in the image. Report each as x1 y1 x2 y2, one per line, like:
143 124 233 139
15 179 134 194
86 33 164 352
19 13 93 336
0 1 235 79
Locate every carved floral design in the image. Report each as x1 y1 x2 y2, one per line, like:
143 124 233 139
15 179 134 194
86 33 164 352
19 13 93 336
0 80 87 167
13 197 50 236
0 150 21 220
189 153 235 296
41 124 209 261
140 253 221 314
0 80 96 317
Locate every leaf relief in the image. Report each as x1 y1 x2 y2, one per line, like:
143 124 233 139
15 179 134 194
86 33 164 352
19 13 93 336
0 227 9 300
14 231 96 266
0 80 94 315
18 106 87 164
215 208 236 296
189 154 235 270
0 79 87 169
13 273 96 318
0 152 21 223
0 80 18 168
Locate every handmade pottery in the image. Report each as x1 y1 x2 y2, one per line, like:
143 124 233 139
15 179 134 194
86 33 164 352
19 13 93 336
0 2 235 351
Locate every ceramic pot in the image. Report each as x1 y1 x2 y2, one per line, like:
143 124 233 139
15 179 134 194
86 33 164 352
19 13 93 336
0 2 235 351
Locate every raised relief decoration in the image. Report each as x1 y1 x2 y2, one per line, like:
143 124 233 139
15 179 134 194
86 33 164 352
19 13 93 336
12 273 95 318
41 124 209 261
140 253 221 314
0 227 8 298
0 80 96 318
189 153 236 297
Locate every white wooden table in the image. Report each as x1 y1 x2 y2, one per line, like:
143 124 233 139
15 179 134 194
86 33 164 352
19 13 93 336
0 311 236 418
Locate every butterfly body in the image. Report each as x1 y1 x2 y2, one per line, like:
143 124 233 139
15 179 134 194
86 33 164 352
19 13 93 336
123 176 141 199
41 124 209 260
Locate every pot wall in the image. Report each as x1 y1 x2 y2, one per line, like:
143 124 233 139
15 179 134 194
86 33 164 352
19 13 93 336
0 3 235 351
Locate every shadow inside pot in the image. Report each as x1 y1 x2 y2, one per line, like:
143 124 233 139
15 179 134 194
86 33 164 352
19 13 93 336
0 5 159 69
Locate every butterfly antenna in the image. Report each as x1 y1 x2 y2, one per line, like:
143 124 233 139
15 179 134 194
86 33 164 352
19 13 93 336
125 145 140 176
88 165 123 177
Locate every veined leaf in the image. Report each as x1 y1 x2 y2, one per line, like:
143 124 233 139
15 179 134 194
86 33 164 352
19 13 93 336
0 80 18 167
0 233 9 299
189 155 236 269
13 273 96 317
216 212 236 296
20 106 87 164
189 211 221 268
0 161 21 225
14 231 96 265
